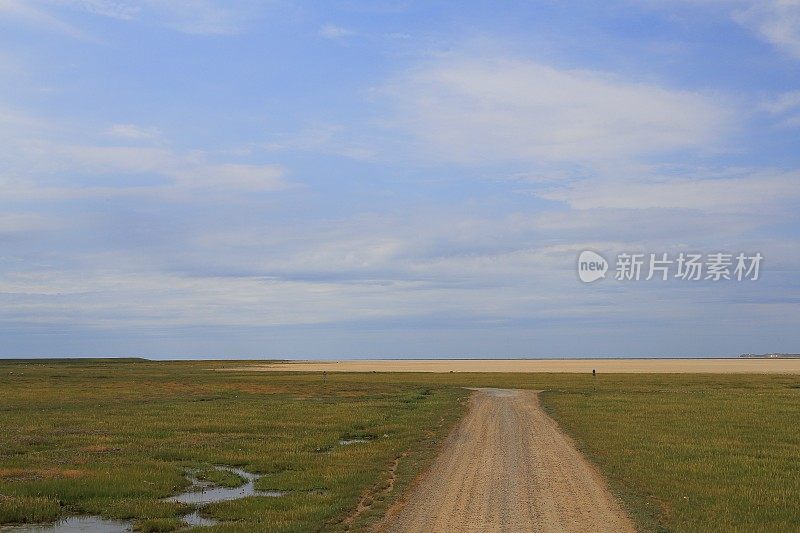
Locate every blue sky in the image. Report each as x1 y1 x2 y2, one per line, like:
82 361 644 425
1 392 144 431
1 0 799 358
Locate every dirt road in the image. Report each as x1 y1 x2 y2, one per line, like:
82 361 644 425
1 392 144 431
382 389 635 533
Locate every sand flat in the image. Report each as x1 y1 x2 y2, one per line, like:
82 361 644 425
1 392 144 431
222 358 800 373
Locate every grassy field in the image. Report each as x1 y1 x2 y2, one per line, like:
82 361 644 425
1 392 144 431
540 373 800 531
0 360 467 532
1 361 799 531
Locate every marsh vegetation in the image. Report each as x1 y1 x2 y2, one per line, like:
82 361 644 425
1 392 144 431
1 360 798 531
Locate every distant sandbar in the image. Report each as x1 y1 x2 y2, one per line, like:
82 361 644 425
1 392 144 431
221 358 800 374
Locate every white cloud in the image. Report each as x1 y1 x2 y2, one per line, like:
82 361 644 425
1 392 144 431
3 200 790 332
733 0 800 59
176 163 286 192
384 55 733 164
668 1 800 59
0 213 59 234
56 0 139 20
760 90 800 128
257 124 377 161
32 0 263 36
106 123 163 141
0 0 89 39
319 24 353 39
538 169 800 212
146 0 256 36
0 110 288 199
31 143 175 175
761 90 800 114
10 142 289 195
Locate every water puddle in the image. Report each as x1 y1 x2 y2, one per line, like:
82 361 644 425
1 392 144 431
165 467 284 505
181 511 215 528
2 466 283 532
339 438 371 445
0 517 132 532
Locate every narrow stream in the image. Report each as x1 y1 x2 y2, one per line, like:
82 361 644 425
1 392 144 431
0 517 133 533
165 467 283 505
1 466 283 532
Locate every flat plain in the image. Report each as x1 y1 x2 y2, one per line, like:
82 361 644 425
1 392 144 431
226 358 800 373
1 359 798 532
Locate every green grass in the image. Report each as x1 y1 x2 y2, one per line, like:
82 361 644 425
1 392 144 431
1 361 798 531
0 495 60 524
540 374 800 532
0 360 467 531
193 469 245 489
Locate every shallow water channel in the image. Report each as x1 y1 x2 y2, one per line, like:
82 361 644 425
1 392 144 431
2 466 283 532
338 438 371 445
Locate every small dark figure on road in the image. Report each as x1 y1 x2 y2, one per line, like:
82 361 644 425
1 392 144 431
592 369 596 376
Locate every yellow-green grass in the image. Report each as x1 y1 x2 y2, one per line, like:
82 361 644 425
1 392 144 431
1 361 799 531
540 374 800 532
193 469 245 489
0 360 467 531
